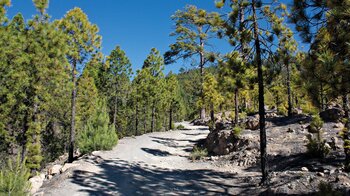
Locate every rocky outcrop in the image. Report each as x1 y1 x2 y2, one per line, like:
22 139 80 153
245 115 260 130
205 129 249 155
191 118 210 126
319 107 344 122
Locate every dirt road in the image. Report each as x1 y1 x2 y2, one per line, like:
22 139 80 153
40 122 258 195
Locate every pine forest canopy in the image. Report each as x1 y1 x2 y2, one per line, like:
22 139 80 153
0 0 349 191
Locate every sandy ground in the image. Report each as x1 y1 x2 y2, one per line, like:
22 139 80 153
40 122 259 196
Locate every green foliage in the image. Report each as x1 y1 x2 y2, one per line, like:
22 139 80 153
0 156 30 196
310 115 324 132
176 124 185 130
232 126 242 137
306 115 329 158
190 146 208 161
78 100 118 155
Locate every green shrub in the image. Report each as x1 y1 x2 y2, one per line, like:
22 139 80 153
232 126 242 137
190 146 208 161
176 124 185 130
78 100 118 155
0 155 30 196
317 181 342 196
306 115 330 158
277 105 287 116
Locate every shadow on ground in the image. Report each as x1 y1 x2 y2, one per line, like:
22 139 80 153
69 159 260 195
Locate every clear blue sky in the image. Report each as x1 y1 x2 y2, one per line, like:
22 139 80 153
6 0 304 74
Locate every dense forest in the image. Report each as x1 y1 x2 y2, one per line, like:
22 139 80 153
0 0 350 194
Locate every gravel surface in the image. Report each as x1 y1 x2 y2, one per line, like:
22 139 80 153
38 119 350 196
40 122 255 195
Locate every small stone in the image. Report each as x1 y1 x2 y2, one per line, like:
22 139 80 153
301 167 309 172
317 172 325 177
287 128 295 133
48 164 62 176
46 175 53 180
60 163 79 173
324 169 331 175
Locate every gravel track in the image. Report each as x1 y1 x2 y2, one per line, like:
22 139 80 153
41 122 255 196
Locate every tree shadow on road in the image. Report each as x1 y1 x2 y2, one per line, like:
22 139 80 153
141 148 172 157
69 159 260 195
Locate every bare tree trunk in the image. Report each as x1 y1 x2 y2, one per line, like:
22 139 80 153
135 103 139 136
199 37 206 120
169 106 173 130
252 0 268 184
234 88 239 125
69 61 77 163
210 104 215 123
151 101 155 133
343 94 350 171
286 61 293 117
320 83 325 111
143 104 147 134
113 95 118 130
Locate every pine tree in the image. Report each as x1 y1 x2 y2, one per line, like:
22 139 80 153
58 7 101 163
102 46 132 134
143 48 165 132
216 0 292 184
165 5 222 120
202 73 223 125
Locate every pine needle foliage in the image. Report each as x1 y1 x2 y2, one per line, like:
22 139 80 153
78 100 118 155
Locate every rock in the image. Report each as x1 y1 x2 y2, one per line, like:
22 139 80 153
191 118 210 126
29 175 45 194
319 108 345 122
215 121 231 131
317 172 325 177
287 128 295 133
205 129 249 155
60 163 80 173
246 115 259 130
206 129 235 155
301 167 309 172
33 192 44 196
47 164 62 176
46 175 53 180
58 153 68 162
333 122 344 129
292 108 303 115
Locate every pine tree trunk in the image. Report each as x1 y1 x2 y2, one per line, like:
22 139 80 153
252 0 268 184
199 37 206 120
135 102 139 136
151 101 155 133
286 61 293 117
113 95 118 130
143 104 147 134
234 88 239 125
169 106 173 130
210 104 215 123
320 83 325 111
343 94 350 170
68 61 77 163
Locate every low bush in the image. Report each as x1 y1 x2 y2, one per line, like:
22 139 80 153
306 115 330 158
0 155 30 196
176 124 185 130
190 146 208 161
78 100 118 155
232 126 242 137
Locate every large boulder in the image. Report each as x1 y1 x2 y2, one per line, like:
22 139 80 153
246 115 260 130
191 118 210 126
206 129 236 155
319 107 344 122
